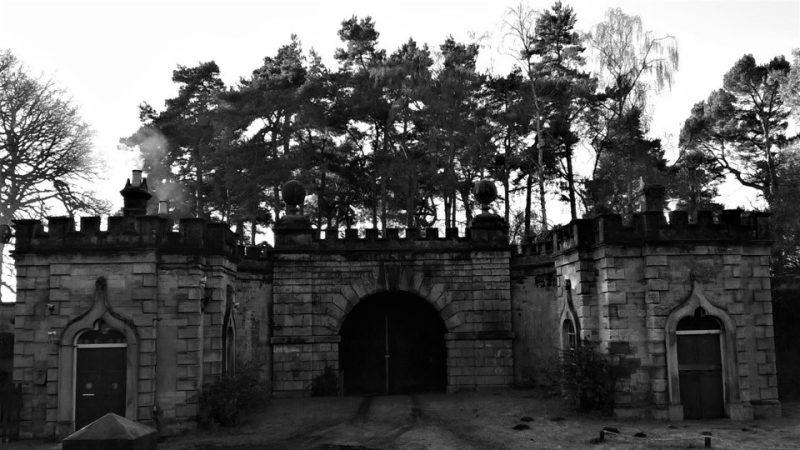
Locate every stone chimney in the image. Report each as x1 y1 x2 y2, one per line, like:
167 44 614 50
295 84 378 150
120 169 152 217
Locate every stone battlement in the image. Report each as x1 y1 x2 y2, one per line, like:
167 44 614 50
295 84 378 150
12 215 271 261
273 222 508 251
518 209 771 256
272 178 508 250
313 227 465 241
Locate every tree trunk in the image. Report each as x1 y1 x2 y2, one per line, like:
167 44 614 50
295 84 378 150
319 171 327 230
406 172 415 228
762 119 775 204
380 183 387 231
447 139 457 230
270 129 281 221
524 173 533 237
371 127 379 230
193 152 204 218
444 193 451 230
235 220 244 237
451 191 458 229
536 134 548 231
273 184 281 222
503 177 510 226
566 148 577 220
0 242 6 303
460 187 473 225
503 136 511 225
380 128 389 231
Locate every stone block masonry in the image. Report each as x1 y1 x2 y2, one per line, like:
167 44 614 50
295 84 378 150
11 214 271 439
269 180 513 395
269 229 515 395
8 176 784 439
537 206 781 420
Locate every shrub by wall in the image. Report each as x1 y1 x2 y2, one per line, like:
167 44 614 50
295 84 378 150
198 361 269 428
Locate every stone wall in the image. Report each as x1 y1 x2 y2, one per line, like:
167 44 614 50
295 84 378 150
11 216 271 438
231 271 273 384
510 252 556 385
548 209 781 420
0 303 13 375
7 176 786 432
772 276 800 400
270 227 514 396
13 252 161 438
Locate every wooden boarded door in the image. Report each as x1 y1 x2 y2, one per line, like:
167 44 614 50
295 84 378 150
74 328 127 429
677 313 724 419
340 292 446 395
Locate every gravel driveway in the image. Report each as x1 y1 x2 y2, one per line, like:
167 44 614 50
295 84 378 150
166 390 800 449
7 390 800 449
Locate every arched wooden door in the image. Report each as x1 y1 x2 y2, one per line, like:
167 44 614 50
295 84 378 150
677 310 725 419
74 327 127 429
340 291 446 395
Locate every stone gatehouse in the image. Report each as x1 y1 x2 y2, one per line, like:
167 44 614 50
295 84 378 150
5 173 782 439
515 190 781 421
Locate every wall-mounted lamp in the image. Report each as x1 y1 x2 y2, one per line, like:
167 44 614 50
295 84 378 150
46 303 56 314
47 330 57 344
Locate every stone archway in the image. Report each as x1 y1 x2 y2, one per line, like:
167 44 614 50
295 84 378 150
339 291 447 394
270 255 514 396
332 267 453 331
57 277 139 435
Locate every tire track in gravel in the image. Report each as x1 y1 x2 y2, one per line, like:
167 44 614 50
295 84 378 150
407 394 503 449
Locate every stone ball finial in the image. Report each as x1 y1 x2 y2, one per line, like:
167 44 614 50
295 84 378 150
282 180 306 214
474 179 497 213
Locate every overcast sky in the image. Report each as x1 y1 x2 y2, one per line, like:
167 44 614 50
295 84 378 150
1 0 798 219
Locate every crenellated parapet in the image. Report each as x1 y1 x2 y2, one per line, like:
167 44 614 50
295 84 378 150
12 216 271 263
534 209 771 255
314 227 465 241
273 224 516 252
275 226 472 252
273 179 509 251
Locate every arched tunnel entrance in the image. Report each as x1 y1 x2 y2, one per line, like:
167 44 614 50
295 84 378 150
340 291 447 395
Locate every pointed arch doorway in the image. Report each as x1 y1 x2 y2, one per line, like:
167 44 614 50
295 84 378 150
57 277 140 435
665 282 742 420
74 323 127 429
339 291 446 395
676 309 725 419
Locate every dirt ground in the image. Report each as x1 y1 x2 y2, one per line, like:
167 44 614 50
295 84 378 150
8 390 800 449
